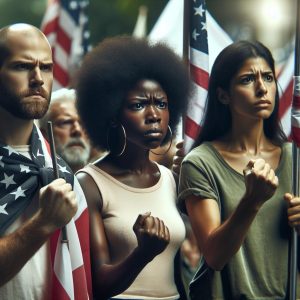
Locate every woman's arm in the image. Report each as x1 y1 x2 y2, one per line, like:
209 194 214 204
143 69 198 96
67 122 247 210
285 193 300 234
76 172 170 299
185 158 278 271
186 195 259 271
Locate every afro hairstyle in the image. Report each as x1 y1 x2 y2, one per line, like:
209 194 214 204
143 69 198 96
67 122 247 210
76 35 191 150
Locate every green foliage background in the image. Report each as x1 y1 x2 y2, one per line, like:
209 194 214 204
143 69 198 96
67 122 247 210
0 0 168 46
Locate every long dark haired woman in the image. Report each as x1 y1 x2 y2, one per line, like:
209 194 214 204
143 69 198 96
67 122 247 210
178 41 300 299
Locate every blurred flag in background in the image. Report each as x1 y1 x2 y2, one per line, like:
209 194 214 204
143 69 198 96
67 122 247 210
41 0 91 91
149 0 231 152
185 0 209 152
149 0 292 152
278 51 293 138
132 5 148 38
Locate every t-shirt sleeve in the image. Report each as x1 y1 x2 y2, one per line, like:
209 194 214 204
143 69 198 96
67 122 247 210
178 154 219 214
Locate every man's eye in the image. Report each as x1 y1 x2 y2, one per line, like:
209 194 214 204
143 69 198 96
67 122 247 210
40 65 53 72
14 63 30 70
54 120 73 128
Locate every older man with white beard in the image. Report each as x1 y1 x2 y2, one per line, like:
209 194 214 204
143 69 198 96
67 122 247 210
39 88 91 172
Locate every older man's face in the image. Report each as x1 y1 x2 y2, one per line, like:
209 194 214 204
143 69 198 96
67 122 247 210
50 100 91 171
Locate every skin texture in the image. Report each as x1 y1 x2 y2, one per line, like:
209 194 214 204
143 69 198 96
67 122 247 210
121 79 169 152
41 100 91 172
172 140 184 175
184 57 300 271
76 79 173 299
0 24 77 287
0 26 52 123
215 57 280 173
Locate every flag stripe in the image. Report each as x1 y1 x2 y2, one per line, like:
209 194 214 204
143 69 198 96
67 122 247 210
42 17 59 36
279 80 293 119
190 63 209 90
281 108 292 138
185 116 201 139
41 1 60 27
293 95 300 109
54 242 74 299
56 27 72 53
189 46 209 71
53 61 69 87
73 266 89 300
291 75 300 145
38 128 91 299
72 208 92 296
183 0 209 153
59 8 77 37
41 0 91 91
51 271 71 300
54 45 69 70
292 126 300 147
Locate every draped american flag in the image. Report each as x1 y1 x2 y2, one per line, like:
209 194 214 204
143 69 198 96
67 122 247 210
40 128 92 300
184 0 209 152
41 0 91 91
0 126 91 299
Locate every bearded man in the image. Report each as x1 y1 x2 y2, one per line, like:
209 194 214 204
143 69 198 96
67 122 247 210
39 88 91 172
0 23 91 299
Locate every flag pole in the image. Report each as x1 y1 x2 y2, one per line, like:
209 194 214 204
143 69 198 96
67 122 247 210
289 0 300 298
183 0 189 65
47 121 69 246
181 0 190 143
132 5 148 38
290 148 299 300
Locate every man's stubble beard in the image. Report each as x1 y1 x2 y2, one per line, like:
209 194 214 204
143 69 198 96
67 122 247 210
0 83 50 120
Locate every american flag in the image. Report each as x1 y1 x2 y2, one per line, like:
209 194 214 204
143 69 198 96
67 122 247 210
291 75 300 145
184 0 293 152
148 0 232 153
184 0 209 152
278 51 293 138
0 126 91 299
41 0 91 91
151 0 292 151
41 128 92 300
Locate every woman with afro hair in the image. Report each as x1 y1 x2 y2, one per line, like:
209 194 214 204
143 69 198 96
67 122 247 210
76 36 191 299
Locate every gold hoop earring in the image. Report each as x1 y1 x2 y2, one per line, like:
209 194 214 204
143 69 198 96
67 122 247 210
107 122 127 156
150 125 173 156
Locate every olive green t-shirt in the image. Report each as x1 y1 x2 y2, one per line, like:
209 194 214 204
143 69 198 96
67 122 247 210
178 142 299 300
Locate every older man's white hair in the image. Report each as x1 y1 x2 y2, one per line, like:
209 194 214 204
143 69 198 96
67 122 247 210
38 88 76 129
